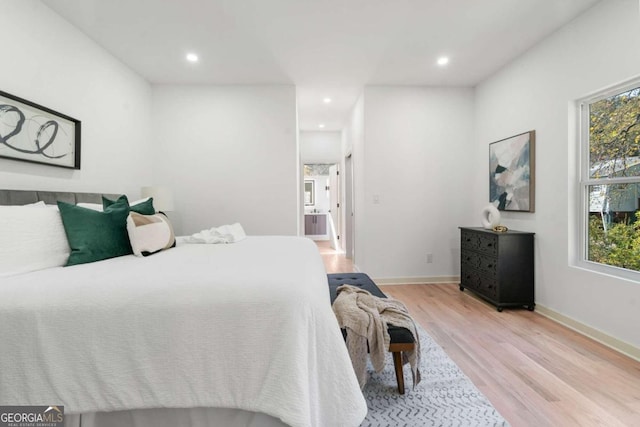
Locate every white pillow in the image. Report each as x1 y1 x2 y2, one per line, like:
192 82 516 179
0 205 71 277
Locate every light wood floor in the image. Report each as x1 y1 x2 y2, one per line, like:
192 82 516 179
317 243 640 427
316 240 354 273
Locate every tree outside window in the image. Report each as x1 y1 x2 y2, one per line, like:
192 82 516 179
583 84 640 273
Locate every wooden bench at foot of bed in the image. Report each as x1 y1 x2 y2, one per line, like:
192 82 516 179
327 273 416 395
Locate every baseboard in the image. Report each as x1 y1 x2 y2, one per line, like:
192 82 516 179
373 276 460 285
535 305 640 362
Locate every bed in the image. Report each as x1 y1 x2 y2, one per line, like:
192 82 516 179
0 190 367 427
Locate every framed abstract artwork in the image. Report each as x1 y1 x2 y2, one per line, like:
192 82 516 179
489 130 535 212
0 90 81 169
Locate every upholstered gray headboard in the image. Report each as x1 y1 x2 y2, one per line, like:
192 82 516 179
0 189 121 206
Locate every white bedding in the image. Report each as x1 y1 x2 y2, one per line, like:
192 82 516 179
0 236 367 427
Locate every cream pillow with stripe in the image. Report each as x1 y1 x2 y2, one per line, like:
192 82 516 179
126 212 176 257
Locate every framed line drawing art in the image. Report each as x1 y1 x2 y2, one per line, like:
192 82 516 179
0 90 81 169
489 130 535 212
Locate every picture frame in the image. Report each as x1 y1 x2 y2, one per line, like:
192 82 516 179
0 90 81 169
304 180 315 206
489 130 535 212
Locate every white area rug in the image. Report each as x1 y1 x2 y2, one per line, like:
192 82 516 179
361 324 509 427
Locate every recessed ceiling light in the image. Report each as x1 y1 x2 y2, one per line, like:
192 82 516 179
318 123 325 128
186 53 199 63
437 56 449 66
323 97 332 104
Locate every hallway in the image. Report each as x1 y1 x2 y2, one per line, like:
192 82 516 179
315 240 354 273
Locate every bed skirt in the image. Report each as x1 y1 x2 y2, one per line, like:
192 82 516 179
64 407 288 427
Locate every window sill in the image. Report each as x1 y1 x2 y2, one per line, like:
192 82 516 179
571 260 640 284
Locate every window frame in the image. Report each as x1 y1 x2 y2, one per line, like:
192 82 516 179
577 78 640 282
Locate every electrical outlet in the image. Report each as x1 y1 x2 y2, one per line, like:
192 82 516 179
426 253 433 263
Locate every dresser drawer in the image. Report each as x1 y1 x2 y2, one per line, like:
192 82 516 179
461 229 498 257
477 253 497 277
461 249 480 269
460 268 498 300
476 233 498 257
460 266 479 290
479 276 498 300
461 229 480 251
462 250 496 277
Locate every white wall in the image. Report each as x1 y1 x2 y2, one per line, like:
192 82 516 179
300 131 342 163
354 87 476 278
152 85 298 236
473 0 640 348
0 1 152 196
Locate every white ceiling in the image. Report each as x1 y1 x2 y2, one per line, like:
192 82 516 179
43 0 599 131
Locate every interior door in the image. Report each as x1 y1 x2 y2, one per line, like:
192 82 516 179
329 164 340 249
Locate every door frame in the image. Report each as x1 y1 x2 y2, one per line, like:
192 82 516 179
344 153 354 259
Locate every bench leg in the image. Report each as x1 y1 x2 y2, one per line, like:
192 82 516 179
392 351 405 395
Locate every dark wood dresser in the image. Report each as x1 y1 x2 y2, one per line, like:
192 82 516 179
459 227 535 312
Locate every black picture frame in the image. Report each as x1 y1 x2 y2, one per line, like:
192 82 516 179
0 90 81 169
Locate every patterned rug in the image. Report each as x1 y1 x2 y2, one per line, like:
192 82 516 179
361 324 509 427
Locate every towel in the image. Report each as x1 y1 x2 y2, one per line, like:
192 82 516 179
183 223 246 244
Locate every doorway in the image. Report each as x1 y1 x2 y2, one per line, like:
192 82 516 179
303 163 341 250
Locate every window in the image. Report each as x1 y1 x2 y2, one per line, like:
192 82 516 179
579 81 640 277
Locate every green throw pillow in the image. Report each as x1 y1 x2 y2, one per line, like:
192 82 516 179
58 199 133 266
103 195 155 215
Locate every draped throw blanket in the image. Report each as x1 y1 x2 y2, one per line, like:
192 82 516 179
332 284 421 390
182 222 246 243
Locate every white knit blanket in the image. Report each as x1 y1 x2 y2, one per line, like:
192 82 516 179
0 237 366 427
332 284 421 390
183 222 247 243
